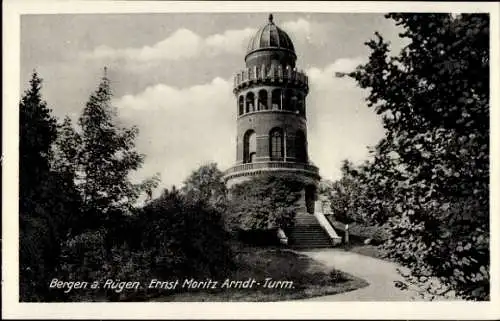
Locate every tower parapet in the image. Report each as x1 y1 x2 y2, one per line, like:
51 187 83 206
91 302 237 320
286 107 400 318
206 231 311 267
233 66 309 92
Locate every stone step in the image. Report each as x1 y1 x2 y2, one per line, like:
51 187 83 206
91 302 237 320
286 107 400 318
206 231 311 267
295 215 317 221
292 234 328 238
293 229 323 232
290 231 329 240
288 213 335 248
291 245 332 249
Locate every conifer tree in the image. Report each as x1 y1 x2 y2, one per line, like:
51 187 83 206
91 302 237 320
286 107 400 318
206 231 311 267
76 68 147 224
52 116 80 178
19 71 57 207
19 71 76 301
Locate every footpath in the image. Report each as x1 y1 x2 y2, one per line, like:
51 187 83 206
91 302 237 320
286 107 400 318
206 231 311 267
298 249 455 301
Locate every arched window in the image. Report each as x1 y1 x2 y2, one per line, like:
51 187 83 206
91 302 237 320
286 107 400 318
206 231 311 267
269 128 284 161
238 95 244 115
258 90 268 110
243 130 256 163
271 89 281 110
297 95 305 116
295 130 307 163
285 65 292 80
291 93 298 112
246 92 255 113
283 89 292 111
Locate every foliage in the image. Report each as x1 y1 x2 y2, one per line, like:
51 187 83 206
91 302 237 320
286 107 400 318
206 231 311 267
52 116 80 180
327 218 391 245
19 70 233 302
227 173 314 232
59 228 153 301
139 188 234 279
19 71 57 206
19 72 81 301
324 160 380 224
181 162 227 211
59 187 233 301
75 72 149 224
347 13 489 300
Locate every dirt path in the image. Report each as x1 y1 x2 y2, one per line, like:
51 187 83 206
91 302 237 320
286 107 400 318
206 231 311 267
298 249 452 301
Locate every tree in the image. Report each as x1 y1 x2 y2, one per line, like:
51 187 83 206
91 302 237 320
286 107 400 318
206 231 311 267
327 160 367 224
55 70 162 301
19 71 57 206
181 162 227 211
139 188 234 280
19 71 59 301
52 116 80 179
75 70 148 225
19 71 80 301
347 14 489 300
227 173 313 233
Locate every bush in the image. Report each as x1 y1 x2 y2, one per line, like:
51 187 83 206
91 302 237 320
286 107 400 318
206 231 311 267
235 228 282 246
324 215 390 245
56 188 234 301
348 224 391 245
59 228 155 301
139 189 234 280
226 173 315 235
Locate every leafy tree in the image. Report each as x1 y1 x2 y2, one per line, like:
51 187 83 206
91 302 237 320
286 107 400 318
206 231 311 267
139 188 234 280
75 70 149 225
181 162 227 211
142 173 161 202
347 13 489 300
326 160 368 224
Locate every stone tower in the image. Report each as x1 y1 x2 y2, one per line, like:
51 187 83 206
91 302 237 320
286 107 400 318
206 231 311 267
223 14 320 213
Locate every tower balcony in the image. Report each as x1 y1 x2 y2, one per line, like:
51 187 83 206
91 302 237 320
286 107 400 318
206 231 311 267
233 65 308 93
223 161 320 185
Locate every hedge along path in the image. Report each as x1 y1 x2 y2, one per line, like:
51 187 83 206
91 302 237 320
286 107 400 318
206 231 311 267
296 249 456 301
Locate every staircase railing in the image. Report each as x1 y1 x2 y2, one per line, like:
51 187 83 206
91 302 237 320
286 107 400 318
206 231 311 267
313 201 342 245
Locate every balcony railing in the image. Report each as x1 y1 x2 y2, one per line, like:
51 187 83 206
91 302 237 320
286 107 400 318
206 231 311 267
224 161 319 178
233 65 308 91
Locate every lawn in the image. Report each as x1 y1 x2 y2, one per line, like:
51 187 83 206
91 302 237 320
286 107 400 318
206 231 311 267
151 244 369 302
344 244 387 260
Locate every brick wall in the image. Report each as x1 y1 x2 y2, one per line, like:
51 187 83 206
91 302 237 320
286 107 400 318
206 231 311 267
236 111 308 162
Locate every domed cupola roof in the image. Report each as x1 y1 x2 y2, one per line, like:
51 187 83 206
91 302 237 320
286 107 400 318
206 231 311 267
246 14 296 58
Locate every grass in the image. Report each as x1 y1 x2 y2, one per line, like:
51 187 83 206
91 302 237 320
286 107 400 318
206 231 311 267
345 244 386 259
152 244 369 302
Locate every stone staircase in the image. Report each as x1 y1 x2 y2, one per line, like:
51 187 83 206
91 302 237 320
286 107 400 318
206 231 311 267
288 214 334 249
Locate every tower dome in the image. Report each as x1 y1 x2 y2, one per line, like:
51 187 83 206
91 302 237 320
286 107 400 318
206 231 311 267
246 14 296 61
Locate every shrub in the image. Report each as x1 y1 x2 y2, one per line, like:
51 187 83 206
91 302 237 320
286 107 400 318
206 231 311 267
139 189 234 280
226 173 315 234
57 188 234 301
235 228 282 246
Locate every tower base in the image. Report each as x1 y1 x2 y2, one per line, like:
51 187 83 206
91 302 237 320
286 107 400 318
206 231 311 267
223 162 320 214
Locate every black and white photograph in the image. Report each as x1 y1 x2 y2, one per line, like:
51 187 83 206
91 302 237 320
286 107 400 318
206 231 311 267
2 0 500 319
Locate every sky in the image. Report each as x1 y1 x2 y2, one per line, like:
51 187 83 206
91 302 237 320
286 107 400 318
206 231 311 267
20 12 407 193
